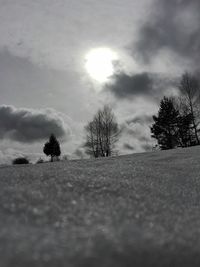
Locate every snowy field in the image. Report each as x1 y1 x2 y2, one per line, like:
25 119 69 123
0 147 200 267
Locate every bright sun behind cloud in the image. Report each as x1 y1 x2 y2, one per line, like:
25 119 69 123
85 47 118 83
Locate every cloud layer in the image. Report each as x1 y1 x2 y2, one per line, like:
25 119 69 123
118 113 155 154
106 71 178 100
135 0 200 70
106 72 153 98
0 105 70 143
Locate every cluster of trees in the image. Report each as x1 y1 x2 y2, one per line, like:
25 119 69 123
40 105 120 162
13 72 199 164
151 73 200 150
12 134 62 164
13 105 120 164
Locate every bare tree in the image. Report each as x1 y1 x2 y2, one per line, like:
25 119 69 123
84 105 119 157
179 72 200 145
173 96 194 147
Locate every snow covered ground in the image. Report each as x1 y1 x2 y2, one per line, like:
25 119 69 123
0 146 200 267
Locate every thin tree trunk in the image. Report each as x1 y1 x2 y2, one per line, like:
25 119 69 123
190 100 199 145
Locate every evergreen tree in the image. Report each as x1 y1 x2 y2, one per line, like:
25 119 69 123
43 134 61 162
151 97 180 150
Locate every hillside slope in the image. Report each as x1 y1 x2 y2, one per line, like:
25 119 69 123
0 147 200 267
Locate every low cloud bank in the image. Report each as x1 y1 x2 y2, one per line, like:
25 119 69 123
0 105 70 143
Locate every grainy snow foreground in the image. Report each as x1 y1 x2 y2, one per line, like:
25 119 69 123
0 147 200 267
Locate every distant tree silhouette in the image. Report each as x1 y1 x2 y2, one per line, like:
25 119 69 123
43 134 61 162
84 105 119 157
178 72 200 145
151 97 180 149
12 157 29 165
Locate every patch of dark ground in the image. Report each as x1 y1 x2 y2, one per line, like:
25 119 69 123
0 146 200 266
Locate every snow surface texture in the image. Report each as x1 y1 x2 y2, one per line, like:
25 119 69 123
0 147 200 267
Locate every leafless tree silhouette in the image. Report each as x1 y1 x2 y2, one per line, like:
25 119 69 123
179 72 200 145
84 105 119 157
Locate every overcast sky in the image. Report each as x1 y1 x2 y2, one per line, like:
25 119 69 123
0 0 199 163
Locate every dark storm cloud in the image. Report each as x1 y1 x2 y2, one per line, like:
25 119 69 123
106 72 153 98
135 0 200 68
106 70 178 99
0 105 69 143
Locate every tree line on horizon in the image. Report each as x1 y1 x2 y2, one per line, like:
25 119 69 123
12 105 120 164
84 71 200 155
12 71 200 164
151 72 200 150
43 105 120 161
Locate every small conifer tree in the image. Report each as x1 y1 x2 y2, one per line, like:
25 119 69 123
151 97 180 150
43 134 61 162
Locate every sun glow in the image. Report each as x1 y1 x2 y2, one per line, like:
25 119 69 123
85 47 118 83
